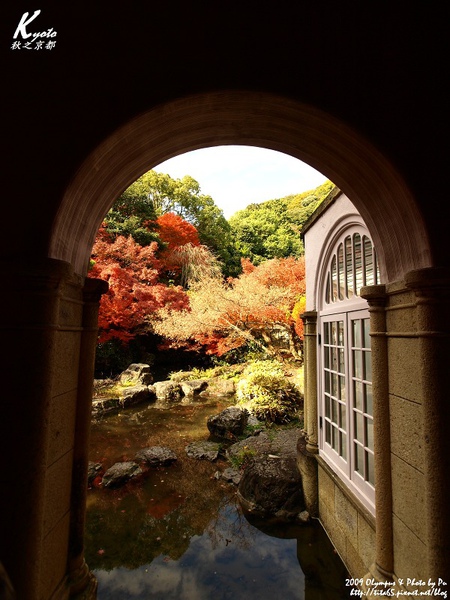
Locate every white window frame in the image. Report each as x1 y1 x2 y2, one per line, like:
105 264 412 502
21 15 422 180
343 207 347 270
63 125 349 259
317 224 378 514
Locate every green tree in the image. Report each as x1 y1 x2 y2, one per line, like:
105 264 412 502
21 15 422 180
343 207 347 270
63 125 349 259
113 170 240 276
229 180 334 264
104 185 160 246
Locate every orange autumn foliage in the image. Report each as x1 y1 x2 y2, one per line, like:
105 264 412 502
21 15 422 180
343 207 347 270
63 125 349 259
157 212 200 250
155 256 306 359
90 225 189 343
156 212 201 283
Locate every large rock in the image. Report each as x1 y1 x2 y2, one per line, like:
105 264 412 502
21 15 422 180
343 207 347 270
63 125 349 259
180 379 208 398
119 363 153 386
135 446 178 466
207 406 249 439
204 377 236 397
237 455 305 520
154 381 184 405
185 440 222 461
91 397 120 415
102 461 143 488
119 384 155 408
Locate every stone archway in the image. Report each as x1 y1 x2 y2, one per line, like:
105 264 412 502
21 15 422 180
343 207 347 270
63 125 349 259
49 90 432 283
31 89 444 599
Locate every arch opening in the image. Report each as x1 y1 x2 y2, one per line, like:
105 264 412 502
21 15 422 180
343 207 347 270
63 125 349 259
50 91 431 283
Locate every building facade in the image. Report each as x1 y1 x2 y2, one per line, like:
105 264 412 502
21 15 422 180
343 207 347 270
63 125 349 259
300 190 449 590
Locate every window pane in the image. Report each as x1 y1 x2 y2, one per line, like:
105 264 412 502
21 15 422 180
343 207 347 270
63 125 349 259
331 321 337 345
375 253 381 285
354 233 363 295
354 350 363 379
339 403 347 430
338 243 345 300
324 347 330 369
331 373 338 397
363 318 371 348
364 351 372 381
332 427 338 451
338 321 345 346
355 442 364 475
353 319 361 347
364 236 374 286
339 375 346 402
325 421 331 444
332 399 338 422
332 347 338 371
324 322 330 344
338 348 345 373
355 412 364 443
345 236 354 298
325 395 331 418
331 255 337 302
354 381 363 411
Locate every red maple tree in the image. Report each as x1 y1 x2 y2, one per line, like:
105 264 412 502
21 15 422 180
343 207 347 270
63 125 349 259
90 225 189 343
156 212 201 284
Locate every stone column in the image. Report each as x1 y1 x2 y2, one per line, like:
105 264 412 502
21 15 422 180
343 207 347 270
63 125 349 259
301 311 319 453
297 311 319 516
0 258 76 599
405 268 450 583
361 285 394 581
67 278 108 599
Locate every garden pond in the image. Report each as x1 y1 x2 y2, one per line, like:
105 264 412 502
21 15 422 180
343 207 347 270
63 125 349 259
85 396 351 599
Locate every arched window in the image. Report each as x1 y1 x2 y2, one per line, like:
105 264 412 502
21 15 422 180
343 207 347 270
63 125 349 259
324 232 380 305
318 225 379 513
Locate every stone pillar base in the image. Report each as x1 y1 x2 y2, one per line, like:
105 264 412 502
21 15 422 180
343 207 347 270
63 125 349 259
297 433 319 517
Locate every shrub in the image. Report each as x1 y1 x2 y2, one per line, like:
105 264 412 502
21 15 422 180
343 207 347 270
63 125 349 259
236 360 303 424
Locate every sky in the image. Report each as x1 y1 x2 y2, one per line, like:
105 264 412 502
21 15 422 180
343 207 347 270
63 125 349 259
153 146 328 219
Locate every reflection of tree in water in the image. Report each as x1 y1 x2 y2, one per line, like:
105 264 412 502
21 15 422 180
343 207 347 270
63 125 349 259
86 401 240 572
205 496 258 551
85 461 236 571
86 402 350 599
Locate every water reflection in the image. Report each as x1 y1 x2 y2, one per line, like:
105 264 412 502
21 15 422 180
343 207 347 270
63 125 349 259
86 401 350 599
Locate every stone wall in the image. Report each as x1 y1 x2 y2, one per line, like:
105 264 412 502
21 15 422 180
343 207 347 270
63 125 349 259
317 458 376 578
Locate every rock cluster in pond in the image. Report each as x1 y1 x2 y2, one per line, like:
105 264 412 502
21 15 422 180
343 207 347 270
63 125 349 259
184 405 307 523
92 363 232 415
88 445 178 489
90 366 306 522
